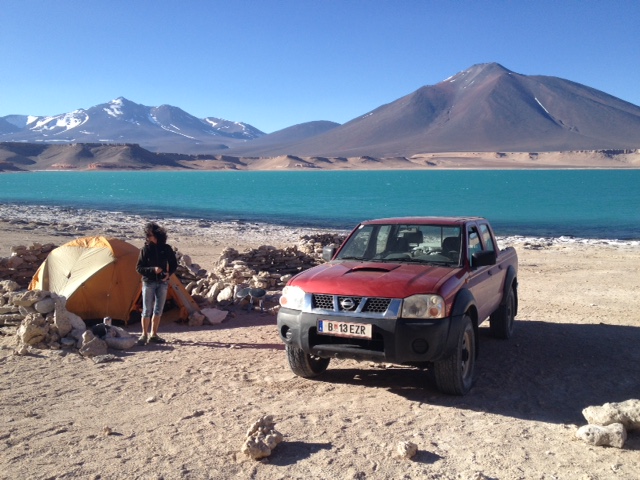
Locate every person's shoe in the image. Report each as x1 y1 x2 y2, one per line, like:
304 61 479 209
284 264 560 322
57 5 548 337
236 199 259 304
137 335 148 346
148 335 166 344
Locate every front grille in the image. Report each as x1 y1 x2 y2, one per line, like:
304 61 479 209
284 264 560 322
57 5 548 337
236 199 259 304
312 294 334 310
363 298 391 313
311 294 394 316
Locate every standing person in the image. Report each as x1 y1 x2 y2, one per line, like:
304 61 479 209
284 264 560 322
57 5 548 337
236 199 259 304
136 222 178 346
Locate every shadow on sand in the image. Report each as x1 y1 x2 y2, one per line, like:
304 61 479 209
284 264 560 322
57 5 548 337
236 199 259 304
309 319 640 429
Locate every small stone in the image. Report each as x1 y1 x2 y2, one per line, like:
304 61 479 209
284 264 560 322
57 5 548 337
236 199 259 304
576 423 627 448
396 441 418 459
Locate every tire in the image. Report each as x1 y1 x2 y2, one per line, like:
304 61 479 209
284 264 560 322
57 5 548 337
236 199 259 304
286 344 330 378
490 286 516 339
433 315 476 395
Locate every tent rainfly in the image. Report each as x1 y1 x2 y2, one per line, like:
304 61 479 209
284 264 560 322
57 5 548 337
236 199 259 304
29 236 199 323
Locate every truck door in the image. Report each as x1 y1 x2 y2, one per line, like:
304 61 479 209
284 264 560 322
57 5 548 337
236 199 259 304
464 224 500 322
479 222 504 315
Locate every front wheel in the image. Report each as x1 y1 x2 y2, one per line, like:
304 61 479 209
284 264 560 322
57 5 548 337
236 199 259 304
286 344 330 377
490 286 516 339
433 315 476 395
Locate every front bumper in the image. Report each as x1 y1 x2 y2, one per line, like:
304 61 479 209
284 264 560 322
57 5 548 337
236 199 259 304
277 307 456 364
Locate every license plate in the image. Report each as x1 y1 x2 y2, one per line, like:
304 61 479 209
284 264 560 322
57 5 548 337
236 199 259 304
317 320 372 339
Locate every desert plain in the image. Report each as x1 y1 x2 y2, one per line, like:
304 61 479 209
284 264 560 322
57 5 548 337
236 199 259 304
0 207 639 480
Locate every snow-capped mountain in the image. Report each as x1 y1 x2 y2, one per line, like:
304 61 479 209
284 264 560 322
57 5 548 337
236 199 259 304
0 98 264 154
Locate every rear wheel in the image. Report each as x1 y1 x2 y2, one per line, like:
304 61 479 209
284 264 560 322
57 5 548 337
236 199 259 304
286 344 330 377
490 286 516 339
434 315 476 395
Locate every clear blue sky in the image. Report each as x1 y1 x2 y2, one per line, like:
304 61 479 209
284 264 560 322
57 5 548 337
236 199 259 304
1 0 638 133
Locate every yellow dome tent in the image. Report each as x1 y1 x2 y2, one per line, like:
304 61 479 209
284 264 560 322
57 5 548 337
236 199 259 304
29 236 199 323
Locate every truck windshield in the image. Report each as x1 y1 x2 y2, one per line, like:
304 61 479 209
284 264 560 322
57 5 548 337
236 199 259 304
336 224 462 266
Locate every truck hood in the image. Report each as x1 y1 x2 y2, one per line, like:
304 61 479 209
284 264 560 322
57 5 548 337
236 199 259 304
290 260 460 298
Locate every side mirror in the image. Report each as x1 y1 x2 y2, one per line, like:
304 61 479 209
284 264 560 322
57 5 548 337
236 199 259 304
472 250 496 268
322 245 337 262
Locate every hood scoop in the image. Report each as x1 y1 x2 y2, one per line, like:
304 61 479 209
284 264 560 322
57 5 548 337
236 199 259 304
346 263 400 274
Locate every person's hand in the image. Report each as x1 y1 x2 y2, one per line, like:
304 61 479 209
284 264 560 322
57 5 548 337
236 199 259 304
154 267 162 274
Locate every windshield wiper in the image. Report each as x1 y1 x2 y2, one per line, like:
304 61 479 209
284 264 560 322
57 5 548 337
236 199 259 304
337 255 367 261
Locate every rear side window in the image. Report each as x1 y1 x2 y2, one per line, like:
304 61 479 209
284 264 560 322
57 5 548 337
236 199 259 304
479 224 496 252
468 229 482 259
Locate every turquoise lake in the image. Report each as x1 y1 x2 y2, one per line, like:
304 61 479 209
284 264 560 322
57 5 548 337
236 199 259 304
0 170 638 239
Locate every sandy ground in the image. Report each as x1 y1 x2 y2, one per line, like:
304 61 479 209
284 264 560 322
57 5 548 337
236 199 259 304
1 213 639 480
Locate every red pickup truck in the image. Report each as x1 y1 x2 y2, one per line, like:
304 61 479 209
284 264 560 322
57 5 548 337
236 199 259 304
277 217 518 395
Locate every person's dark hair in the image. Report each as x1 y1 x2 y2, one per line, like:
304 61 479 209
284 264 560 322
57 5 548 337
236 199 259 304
144 222 168 245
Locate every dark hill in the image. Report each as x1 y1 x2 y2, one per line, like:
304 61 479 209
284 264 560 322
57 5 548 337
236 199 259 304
237 63 640 157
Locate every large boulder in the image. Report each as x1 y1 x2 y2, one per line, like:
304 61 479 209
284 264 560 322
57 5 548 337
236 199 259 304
53 299 86 338
79 330 108 357
16 313 49 346
10 290 45 307
582 399 640 431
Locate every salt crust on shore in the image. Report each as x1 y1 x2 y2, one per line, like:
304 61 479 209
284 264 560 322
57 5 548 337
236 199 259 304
1 203 640 479
1 203 637 253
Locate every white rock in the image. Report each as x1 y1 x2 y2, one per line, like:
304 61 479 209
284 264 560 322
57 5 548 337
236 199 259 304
188 311 205 327
217 286 234 303
34 297 56 315
60 337 76 348
202 308 228 325
582 399 640 431
16 313 49 346
54 303 86 338
396 441 418 459
241 415 283 460
79 336 108 357
576 423 627 448
11 290 44 307
0 280 20 292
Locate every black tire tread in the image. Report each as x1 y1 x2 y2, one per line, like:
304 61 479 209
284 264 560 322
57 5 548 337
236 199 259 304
490 286 516 339
286 344 330 378
433 315 476 395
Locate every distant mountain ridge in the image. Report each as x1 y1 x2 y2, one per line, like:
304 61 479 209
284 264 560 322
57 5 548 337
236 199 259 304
2 63 640 157
0 97 266 154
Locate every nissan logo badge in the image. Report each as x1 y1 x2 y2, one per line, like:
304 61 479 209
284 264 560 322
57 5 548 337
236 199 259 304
340 297 356 311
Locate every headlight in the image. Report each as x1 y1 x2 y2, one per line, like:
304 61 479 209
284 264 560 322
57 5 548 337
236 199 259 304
279 285 306 310
401 294 445 319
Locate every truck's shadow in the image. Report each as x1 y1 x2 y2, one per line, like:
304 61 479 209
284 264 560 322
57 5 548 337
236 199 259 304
314 319 640 427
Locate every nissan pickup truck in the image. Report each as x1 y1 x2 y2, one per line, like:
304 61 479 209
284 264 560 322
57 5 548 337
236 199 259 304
277 217 518 395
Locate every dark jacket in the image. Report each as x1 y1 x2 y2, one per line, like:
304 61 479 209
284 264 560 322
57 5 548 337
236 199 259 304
136 242 178 283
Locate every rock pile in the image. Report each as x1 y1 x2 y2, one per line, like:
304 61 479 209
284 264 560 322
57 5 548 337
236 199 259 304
240 415 284 460
576 399 640 448
178 234 346 310
0 243 56 289
2 280 135 357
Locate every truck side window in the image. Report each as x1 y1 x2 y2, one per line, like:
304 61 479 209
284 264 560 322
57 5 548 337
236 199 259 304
479 224 496 252
468 229 482 266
